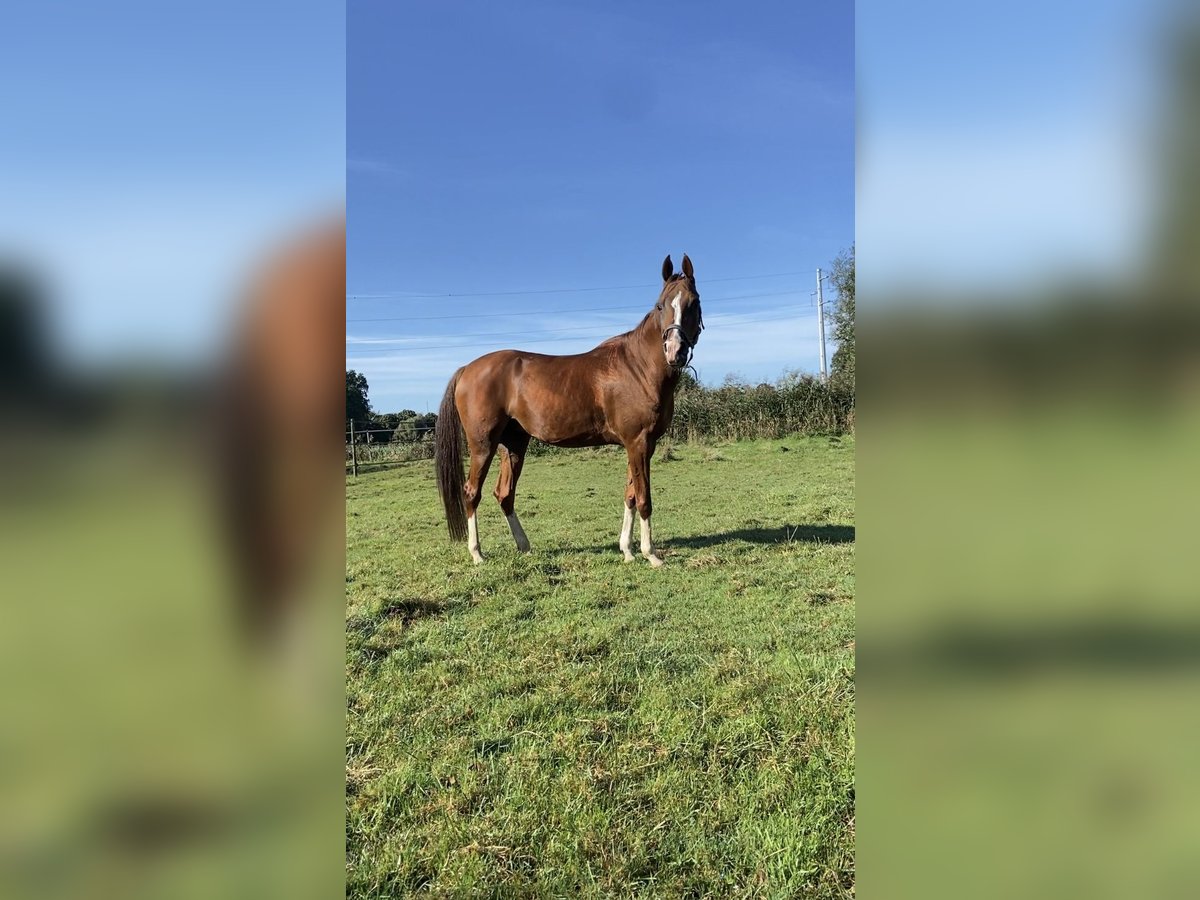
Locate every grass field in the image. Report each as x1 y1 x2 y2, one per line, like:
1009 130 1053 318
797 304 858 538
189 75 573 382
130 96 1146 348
345 436 855 898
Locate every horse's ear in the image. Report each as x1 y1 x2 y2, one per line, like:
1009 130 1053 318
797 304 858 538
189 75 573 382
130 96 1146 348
682 254 694 280
661 254 673 282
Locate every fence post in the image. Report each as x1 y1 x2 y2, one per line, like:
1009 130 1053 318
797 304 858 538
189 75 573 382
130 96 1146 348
350 420 358 477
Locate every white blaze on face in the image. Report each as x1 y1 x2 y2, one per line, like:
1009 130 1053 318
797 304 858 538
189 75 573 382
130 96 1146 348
665 291 685 361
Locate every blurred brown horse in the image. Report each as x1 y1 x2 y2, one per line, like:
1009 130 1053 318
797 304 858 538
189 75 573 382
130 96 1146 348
216 217 345 643
436 254 704 565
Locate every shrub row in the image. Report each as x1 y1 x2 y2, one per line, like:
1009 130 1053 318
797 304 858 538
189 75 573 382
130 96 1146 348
669 375 854 443
347 376 853 471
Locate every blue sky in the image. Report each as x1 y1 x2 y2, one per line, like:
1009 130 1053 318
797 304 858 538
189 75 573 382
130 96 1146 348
348 1 854 413
1 1 344 364
2 0 1163 394
858 0 1159 297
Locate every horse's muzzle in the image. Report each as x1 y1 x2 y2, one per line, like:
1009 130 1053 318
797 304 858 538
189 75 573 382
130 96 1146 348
663 324 694 370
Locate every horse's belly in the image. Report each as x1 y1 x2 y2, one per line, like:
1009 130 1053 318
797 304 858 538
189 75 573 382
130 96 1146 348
509 399 613 447
517 409 612 447
540 430 612 448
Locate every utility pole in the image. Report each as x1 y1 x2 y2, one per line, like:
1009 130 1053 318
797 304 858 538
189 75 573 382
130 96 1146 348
815 268 828 381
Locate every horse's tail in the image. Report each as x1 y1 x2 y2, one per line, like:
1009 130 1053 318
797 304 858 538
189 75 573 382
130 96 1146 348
435 369 468 542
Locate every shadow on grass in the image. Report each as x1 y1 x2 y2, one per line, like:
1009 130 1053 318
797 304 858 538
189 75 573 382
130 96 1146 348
348 597 448 662
669 524 855 549
376 597 445 622
871 618 1200 678
558 524 854 557
473 737 513 756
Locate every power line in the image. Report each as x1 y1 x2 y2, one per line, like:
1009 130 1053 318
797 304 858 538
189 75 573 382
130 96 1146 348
347 289 799 324
349 319 635 345
348 304 809 345
349 302 646 324
347 268 812 301
345 310 817 355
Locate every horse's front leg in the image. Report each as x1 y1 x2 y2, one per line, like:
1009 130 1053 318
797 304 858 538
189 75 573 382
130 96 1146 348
624 439 663 567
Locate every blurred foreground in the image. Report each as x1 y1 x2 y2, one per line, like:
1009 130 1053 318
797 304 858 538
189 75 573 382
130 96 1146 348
0 222 345 900
860 1 1200 896
0 4 345 897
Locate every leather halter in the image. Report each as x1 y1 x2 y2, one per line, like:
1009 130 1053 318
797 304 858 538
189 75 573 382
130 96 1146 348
656 289 702 370
661 322 695 369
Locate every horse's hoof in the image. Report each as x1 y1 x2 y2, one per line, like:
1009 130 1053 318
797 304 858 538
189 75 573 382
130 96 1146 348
470 553 484 565
645 554 664 568
623 553 635 563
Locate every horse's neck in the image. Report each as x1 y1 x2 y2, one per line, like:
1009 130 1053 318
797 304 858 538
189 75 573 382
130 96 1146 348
627 311 672 388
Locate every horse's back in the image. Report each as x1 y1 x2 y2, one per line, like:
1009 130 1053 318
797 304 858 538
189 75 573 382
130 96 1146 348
456 347 614 445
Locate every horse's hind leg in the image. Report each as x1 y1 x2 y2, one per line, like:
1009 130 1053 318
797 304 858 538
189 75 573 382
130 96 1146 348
494 423 532 552
620 457 637 563
464 436 499 564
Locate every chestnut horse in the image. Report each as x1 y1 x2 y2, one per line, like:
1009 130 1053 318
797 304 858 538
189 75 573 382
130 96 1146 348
436 254 704 565
216 217 345 642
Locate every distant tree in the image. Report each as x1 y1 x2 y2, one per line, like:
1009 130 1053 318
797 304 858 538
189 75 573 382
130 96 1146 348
826 246 855 391
362 412 394 443
1 268 54 403
346 370 371 429
1153 20 1200 297
412 412 437 435
365 408 438 442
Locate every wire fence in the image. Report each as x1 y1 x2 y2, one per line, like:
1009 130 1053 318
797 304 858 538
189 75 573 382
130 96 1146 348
346 423 436 475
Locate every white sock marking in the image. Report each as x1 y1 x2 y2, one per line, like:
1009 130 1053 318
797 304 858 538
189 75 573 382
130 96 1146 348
467 512 483 563
620 504 634 561
640 515 663 566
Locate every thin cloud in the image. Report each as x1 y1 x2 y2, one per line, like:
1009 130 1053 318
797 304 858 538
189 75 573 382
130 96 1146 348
354 311 826 413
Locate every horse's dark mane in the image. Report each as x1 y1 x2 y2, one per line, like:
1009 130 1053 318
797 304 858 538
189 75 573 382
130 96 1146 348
597 308 657 349
596 274 695 350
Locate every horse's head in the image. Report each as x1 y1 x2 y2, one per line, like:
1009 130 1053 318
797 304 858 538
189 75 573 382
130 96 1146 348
656 253 704 370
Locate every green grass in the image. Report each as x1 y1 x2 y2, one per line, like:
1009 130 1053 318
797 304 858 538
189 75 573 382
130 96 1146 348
346 436 855 898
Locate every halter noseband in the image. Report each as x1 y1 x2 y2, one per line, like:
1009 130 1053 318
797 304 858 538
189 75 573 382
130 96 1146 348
661 322 695 369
